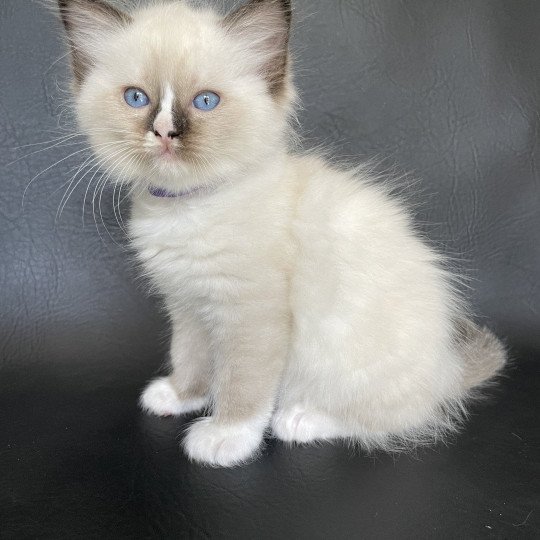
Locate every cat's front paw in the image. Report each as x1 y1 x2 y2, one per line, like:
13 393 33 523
140 377 207 417
183 417 265 467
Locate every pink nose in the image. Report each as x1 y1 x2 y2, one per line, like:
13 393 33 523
153 111 180 140
153 127 180 139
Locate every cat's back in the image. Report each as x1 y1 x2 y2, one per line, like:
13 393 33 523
289 153 436 266
287 153 459 341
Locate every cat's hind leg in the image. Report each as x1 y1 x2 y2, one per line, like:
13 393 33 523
272 405 348 444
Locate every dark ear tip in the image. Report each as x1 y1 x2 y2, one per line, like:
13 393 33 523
57 0 71 28
277 0 293 26
281 0 292 23
57 0 131 29
57 0 69 15
57 0 73 13
228 0 292 24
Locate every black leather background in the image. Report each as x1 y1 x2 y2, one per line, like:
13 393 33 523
1 0 538 537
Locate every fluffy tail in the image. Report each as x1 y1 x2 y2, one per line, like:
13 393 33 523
455 319 507 389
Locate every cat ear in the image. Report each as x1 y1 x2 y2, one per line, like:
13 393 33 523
58 0 131 84
224 0 292 98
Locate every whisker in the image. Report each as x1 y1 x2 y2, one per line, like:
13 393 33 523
111 151 141 235
21 147 95 208
21 138 136 208
56 144 132 221
92 149 140 245
50 141 130 202
82 159 116 228
52 141 131 215
116 152 145 230
54 154 100 213
12 127 137 153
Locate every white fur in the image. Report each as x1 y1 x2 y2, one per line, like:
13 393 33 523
130 155 466 454
272 405 346 443
140 377 207 417
61 0 505 467
183 415 268 467
153 83 174 137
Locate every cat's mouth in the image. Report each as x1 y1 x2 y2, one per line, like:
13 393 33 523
143 132 181 163
158 146 177 161
147 141 182 165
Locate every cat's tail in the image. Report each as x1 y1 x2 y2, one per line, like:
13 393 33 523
455 319 507 389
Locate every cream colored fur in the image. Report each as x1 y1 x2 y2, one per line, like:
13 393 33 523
59 0 506 467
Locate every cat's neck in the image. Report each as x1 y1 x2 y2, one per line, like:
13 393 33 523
142 151 289 202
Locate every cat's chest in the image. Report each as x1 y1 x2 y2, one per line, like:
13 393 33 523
128 201 258 301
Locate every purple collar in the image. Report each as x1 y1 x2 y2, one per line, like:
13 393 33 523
148 185 206 199
148 186 181 198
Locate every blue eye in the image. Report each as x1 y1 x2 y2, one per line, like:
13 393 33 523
193 91 220 111
124 87 150 108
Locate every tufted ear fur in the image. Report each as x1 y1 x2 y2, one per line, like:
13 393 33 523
58 0 131 85
224 0 292 98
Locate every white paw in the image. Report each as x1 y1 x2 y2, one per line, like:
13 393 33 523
272 406 344 443
140 377 207 417
183 417 266 467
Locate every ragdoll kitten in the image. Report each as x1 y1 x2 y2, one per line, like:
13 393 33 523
58 0 506 467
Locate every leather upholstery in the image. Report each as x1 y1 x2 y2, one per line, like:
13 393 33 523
1 0 538 537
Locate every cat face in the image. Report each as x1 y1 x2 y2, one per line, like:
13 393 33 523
59 0 294 191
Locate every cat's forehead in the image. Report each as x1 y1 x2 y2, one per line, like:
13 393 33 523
134 4 221 45
114 4 229 82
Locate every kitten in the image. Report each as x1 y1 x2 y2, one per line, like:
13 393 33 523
57 0 506 467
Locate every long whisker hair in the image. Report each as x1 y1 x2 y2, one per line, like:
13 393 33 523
55 141 133 222
92 148 142 246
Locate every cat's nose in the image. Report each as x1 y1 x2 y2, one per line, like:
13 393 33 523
153 111 180 140
153 128 180 140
